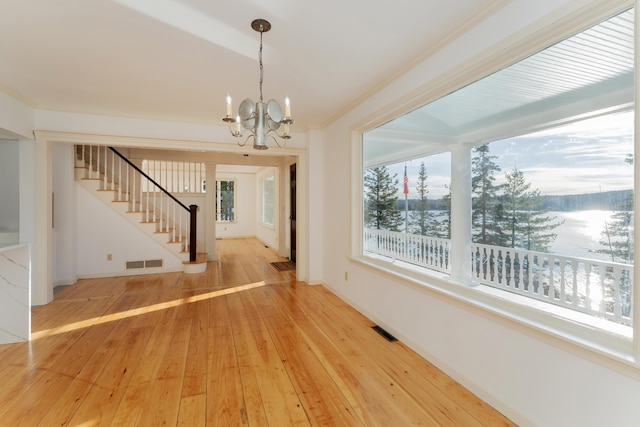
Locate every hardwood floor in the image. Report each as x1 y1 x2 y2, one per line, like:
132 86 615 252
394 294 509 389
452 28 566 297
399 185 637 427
0 238 515 426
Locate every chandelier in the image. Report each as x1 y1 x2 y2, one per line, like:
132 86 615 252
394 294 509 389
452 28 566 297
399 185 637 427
223 19 293 150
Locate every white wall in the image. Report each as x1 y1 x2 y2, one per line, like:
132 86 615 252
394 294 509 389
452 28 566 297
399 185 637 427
215 172 257 239
76 185 183 277
319 1 640 426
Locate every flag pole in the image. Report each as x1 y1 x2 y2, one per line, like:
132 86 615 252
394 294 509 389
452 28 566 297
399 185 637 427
403 163 409 233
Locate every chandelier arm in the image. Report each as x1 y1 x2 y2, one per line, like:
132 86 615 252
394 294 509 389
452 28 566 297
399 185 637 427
236 134 254 147
269 133 286 148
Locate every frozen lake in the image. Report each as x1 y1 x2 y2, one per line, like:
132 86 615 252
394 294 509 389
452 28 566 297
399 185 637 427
401 209 627 262
548 210 621 261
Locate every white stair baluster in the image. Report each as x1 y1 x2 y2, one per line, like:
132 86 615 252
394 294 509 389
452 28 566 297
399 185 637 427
172 200 176 242
160 189 163 231
145 177 150 222
132 167 136 212
89 146 94 179
111 149 115 191
118 157 122 201
102 147 107 189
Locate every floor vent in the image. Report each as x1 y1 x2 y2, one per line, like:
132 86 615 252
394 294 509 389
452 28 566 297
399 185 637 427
372 325 398 342
125 259 163 270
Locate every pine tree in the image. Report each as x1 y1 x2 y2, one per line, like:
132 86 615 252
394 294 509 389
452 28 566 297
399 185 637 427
408 162 436 235
597 155 633 317
598 154 633 263
471 144 502 244
438 184 452 239
501 167 562 251
363 166 403 231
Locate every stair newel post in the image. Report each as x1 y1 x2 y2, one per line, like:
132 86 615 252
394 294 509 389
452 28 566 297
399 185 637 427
189 204 198 262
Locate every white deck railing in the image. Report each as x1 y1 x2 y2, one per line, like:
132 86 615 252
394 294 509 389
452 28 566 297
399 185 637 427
363 228 633 326
471 243 633 326
363 228 451 273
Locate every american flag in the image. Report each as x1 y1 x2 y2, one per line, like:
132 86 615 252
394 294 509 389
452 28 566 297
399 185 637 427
403 165 409 195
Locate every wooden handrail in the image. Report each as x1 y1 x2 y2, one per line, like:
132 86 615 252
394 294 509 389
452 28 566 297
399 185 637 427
108 147 197 262
108 147 190 212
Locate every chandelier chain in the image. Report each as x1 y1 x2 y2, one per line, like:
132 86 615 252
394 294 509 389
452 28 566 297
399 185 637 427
259 29 264 102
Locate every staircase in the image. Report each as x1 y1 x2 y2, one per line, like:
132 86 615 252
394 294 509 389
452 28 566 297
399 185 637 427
74 145 207 274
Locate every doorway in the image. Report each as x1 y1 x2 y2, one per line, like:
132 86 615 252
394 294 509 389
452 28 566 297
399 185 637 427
290 163 296 263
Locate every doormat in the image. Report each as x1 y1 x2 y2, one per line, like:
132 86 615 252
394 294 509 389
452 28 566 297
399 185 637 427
270 261 296 271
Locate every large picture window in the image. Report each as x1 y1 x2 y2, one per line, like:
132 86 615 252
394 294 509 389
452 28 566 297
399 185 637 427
360 8 635 341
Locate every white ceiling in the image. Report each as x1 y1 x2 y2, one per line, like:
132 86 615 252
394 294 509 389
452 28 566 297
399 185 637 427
0 0 497 133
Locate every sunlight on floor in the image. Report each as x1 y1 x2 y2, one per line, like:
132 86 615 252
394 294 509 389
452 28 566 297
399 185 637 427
31 281 266 340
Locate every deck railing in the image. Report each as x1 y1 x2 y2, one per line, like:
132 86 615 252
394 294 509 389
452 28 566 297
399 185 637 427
471 243 633 326
363 228 633 326
363 228 451 273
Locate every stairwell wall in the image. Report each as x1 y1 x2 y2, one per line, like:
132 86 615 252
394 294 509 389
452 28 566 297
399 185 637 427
76 184 184 277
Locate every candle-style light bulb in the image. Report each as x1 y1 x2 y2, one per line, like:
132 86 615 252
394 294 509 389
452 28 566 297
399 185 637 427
235 116 241 134
226 95 233 116
284 97 291 118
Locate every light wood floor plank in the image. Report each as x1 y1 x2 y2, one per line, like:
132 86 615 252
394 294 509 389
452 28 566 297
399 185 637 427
206 323 250 426
228 290 309 427
248 284 365 426
0 238 515 426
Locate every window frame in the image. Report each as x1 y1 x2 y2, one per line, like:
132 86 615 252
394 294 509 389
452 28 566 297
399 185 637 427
351 0 640 376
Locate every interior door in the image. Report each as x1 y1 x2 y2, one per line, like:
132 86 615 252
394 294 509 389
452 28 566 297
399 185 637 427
290 163 296 263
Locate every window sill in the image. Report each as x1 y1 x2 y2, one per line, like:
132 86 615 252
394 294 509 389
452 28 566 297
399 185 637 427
351 254 639 379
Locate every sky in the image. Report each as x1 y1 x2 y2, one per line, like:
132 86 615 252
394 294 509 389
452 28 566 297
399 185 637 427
384 111 634 199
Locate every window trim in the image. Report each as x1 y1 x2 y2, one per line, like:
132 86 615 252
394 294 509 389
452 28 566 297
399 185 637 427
350 0 640 377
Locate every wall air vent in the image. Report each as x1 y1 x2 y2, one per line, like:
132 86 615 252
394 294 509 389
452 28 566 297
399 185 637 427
125 260 145 270
125 259 163 270
145 259 163 268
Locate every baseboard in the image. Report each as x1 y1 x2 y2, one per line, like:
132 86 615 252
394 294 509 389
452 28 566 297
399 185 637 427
53 278 77 287
76 266 183 279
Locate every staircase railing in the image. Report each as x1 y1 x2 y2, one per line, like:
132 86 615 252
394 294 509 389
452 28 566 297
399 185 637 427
74 145 198 262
